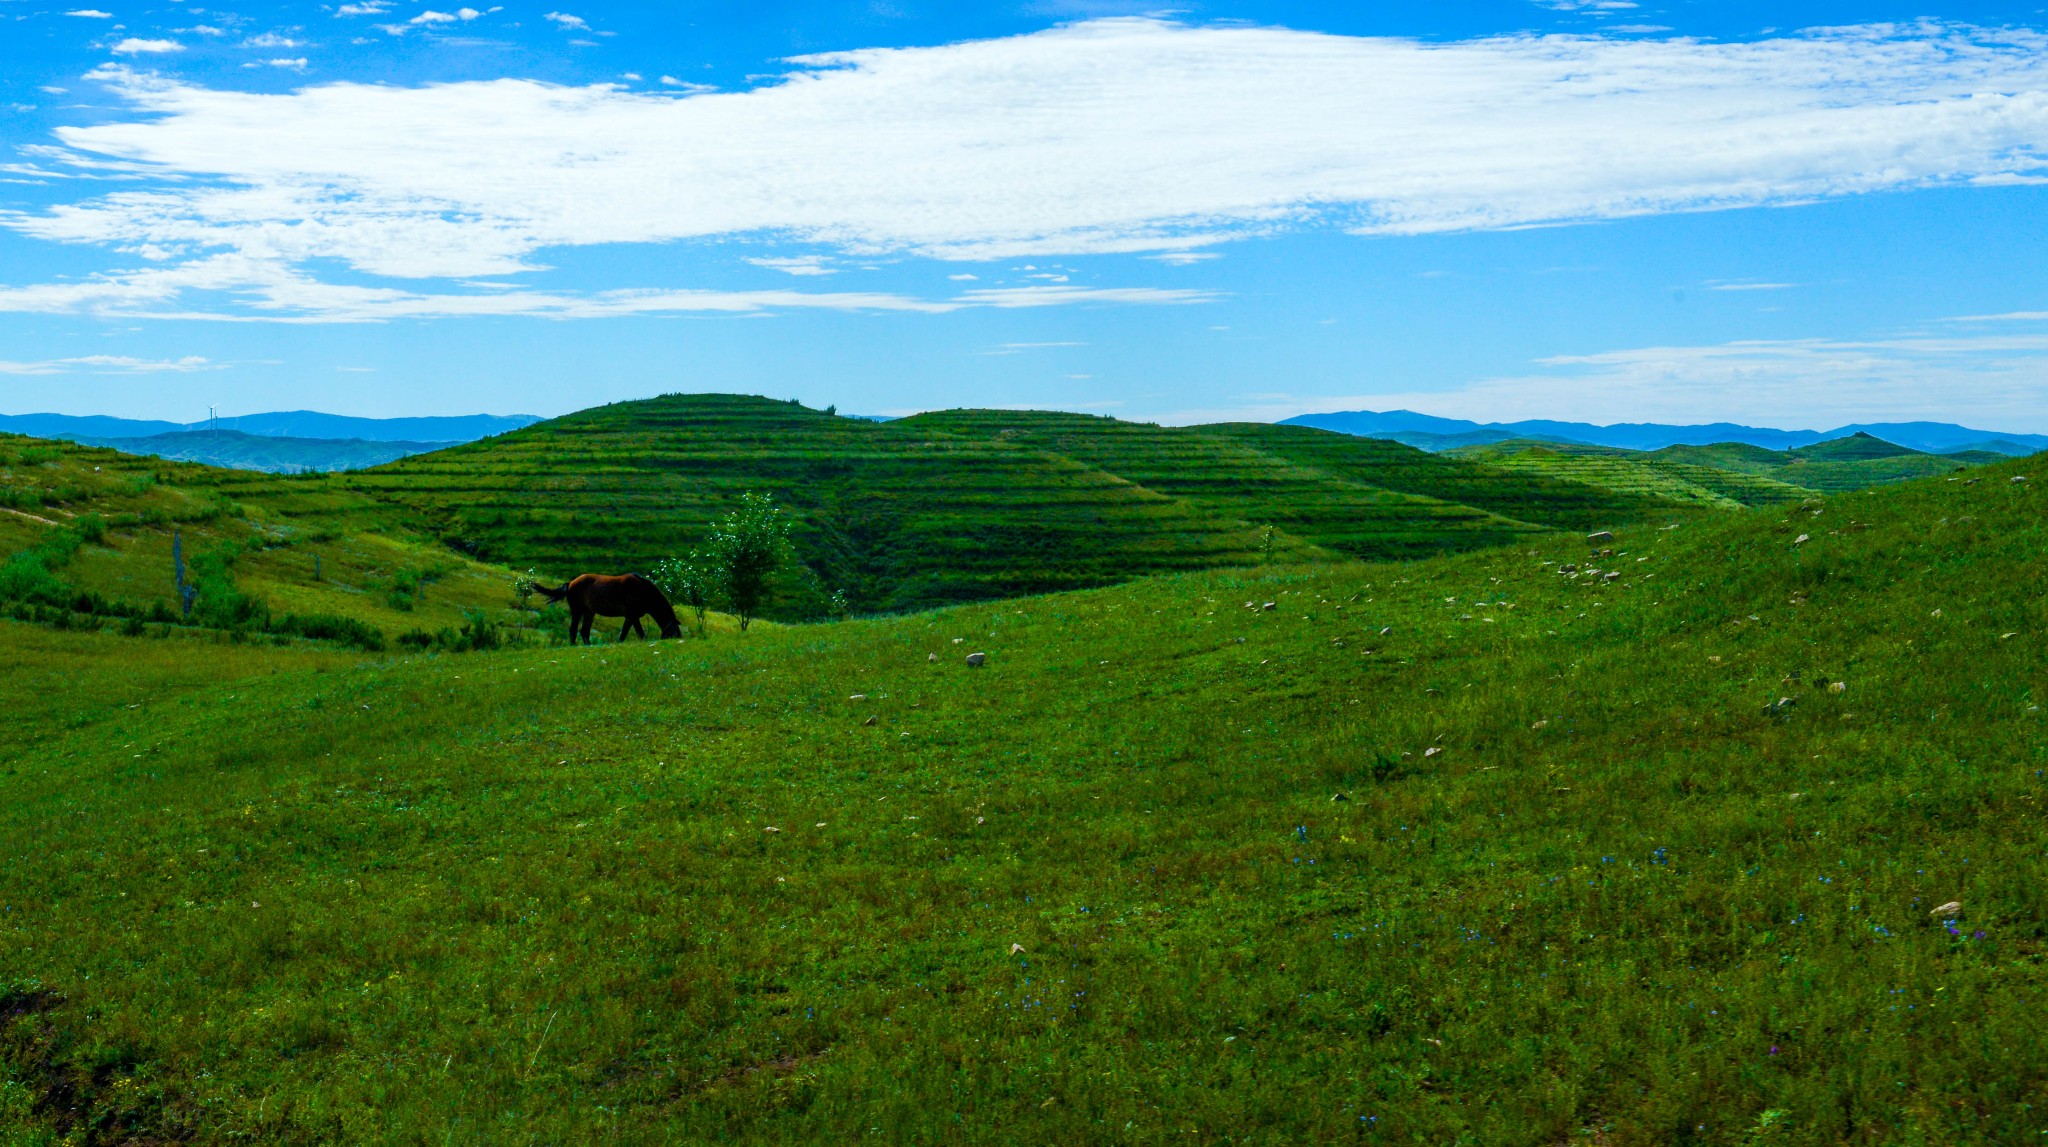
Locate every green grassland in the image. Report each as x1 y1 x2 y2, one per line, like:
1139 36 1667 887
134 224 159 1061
1 446 2043 1143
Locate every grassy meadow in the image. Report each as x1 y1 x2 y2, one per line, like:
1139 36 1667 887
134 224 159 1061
0 430 2042 1142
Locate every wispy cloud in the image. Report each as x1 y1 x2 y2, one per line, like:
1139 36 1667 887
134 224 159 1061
746 255 837 276
65 10 113 18
0 355 215 375
11 19 2048 321
108 38 181 54
0 253 1213 322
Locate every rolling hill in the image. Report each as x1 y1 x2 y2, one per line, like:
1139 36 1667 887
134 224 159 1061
0 445 2040 1143
300 395 1688 616
1449 432 1980 507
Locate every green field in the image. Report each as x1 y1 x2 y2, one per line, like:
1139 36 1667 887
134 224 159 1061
1 412 2043 1143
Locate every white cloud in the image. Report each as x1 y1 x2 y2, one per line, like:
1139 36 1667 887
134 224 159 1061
13 19 2048 321
335 2 390 15
243 32 301 47
410 10 457 25
1144 251 1219 265
264 58 309 70
0 354 214 375
659 76 715 92
543 11 586 29
108 37 181 53
65 10 113 18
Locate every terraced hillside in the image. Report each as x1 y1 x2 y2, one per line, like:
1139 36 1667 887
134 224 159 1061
1195 421 1693 528
309 395 1682 616
894 409 1546 559
1 453 2042 1143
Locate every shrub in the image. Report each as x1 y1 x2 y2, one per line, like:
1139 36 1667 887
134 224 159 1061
270 612 385 652
74 513 107 544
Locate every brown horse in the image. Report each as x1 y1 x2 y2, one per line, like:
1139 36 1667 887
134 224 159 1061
534 574 683 644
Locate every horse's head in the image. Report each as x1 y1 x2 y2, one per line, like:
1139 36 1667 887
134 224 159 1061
658 616 684 639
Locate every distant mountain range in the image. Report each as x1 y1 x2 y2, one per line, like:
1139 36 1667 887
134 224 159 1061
1281 410 2048 456
61 429 461 473
0 409 541 444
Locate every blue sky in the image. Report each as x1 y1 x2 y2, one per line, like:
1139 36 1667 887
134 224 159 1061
3 1 2047 429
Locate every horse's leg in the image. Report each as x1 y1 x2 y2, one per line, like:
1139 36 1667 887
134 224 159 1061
576 607 592 645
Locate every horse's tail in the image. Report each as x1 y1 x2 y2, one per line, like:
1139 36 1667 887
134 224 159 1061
532 582 571 604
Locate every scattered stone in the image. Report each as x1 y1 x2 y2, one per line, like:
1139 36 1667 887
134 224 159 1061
763 826 780 833
1262 602 1277 611
1828 681 1847 694
1765 696 1796 717
2014 475 2029 484
1930 608 1943 618
1930 900 1963 917
1424 746 1441 758
1587 530 1615 543
1379 627 1392 636
928 652 939 662
1603 571 1622 582
849 693 868 702
966 651 987 667
1010 943 1026 955
1330 792 1348 802
1794 534 1810 545
952 637 964 644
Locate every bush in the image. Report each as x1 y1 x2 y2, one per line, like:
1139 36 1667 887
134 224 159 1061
0 554 64 605
74 513 107 544
270 612 385 652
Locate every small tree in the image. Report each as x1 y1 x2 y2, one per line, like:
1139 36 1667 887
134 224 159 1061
704 492 789 631
651 553 714 633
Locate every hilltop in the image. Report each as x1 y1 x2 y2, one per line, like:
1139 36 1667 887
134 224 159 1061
0 446 2040 1143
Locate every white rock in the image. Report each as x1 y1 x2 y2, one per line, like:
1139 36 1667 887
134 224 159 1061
966 651 987 667
1930 900 1962 916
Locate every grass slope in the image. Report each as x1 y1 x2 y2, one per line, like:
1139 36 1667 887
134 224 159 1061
0 434 540 647
2 459 2042 1144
